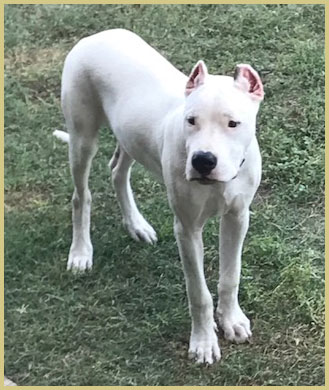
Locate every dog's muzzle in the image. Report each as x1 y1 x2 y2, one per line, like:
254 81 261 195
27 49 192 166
190 157 246 185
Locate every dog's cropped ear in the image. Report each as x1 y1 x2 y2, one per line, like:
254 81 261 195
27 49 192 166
234 64 264 101
185 60 208 96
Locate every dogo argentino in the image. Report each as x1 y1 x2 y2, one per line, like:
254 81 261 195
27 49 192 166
54 29 264 364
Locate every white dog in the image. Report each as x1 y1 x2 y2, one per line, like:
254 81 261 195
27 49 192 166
54 29 264 364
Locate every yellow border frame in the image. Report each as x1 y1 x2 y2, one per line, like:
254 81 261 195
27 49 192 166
1 1 326 389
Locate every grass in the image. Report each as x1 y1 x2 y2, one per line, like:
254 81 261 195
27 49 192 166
4 4 325 386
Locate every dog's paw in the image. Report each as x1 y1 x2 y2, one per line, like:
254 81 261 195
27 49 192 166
124 214 157 244
67 246 93 272
188 327 221 365
216 304 251 343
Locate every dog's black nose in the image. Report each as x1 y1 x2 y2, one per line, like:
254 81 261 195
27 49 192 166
192 151 217 175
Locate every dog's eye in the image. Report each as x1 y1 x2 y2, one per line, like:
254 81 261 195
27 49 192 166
228 120 239 128
187 116 196 125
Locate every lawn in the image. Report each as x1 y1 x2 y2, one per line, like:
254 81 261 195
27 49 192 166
4 4 325 386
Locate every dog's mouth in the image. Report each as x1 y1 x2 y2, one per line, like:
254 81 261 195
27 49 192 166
188 159 245 185
190 177 219 185
190 173 240 185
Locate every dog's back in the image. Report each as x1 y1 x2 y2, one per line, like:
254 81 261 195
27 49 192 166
61 29 186 169
62 29 186 122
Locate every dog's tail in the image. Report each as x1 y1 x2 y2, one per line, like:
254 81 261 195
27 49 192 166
53 129 70 144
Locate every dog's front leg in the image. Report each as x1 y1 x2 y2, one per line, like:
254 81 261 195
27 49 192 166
216 209 252 343
174 217 220 364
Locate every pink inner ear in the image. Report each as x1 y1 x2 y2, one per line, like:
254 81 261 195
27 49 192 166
244 68 262 96
185 61 207 96
237 65 264 100
186 66 200 90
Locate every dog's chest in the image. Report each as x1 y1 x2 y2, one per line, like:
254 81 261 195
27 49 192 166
182 183 232 222
202 187 231 217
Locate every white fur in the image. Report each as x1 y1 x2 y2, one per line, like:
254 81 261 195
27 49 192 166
56 29 263 364
53 129 70 143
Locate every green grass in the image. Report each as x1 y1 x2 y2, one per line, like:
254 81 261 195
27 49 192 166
4 4 324 386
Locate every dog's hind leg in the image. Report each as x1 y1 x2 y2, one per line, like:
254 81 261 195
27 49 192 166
65 115 100 272
109 144 157 244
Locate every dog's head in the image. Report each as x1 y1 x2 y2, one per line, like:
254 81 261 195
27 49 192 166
184 61 264 184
